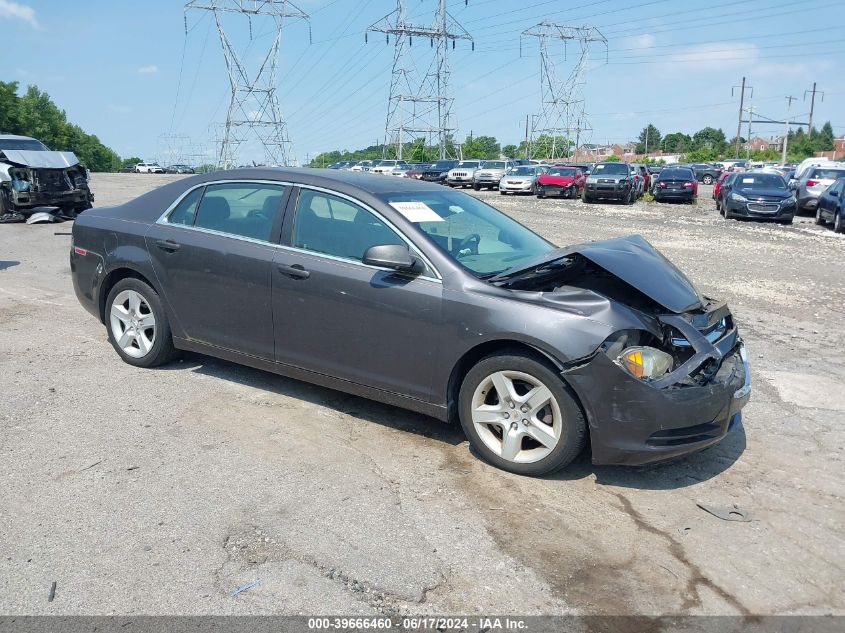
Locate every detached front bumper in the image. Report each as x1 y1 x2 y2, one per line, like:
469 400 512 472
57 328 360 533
11 187 93 210
563 308 751 466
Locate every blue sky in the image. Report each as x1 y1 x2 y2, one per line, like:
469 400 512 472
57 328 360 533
2 0 844 164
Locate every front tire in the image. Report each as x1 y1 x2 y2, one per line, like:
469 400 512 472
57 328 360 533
816 206 825 225
473 184 481 191
105 278 176 368
582 191 592 203
459 353 587 475
835 211 844 234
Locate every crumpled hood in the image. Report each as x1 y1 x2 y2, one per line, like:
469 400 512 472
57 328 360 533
0 149 81 168
495 234 704 313
538 174 576 185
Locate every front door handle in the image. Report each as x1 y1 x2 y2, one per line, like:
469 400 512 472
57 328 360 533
277 263 310 280
156 239 181 252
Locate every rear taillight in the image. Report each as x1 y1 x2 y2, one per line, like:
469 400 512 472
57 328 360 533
806 179 819 187
73 246 87 256
683 181 695 189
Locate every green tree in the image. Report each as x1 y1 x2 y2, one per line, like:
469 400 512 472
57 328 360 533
691 127 727 154
501 144 518 158
121 157 143 168
635 123 661 154
818 122 835 151
461 134 500 159
0 81 23 133
662 132 692 153
605 154 621 162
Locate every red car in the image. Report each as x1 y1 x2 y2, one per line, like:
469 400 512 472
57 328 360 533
713 171 731 200
536 165 586 199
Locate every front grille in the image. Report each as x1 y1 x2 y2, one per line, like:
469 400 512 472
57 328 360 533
747 202 779 213
672 317 728 348
452 171 468 177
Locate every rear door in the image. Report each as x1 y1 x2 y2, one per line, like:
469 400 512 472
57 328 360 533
145 180 290 359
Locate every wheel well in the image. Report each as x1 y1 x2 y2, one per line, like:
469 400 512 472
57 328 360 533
98 268 156 323
446 340 568 425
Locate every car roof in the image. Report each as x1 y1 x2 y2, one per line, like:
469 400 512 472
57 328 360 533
0 134 38 141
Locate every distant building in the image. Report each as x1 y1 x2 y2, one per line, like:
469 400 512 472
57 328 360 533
815 137 845 161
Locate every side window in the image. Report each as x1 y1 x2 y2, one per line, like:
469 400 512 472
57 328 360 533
167 187 203 225
292 189 405 262
193 182 286 242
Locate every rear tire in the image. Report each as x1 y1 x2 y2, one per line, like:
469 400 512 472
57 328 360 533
105 278 177 368
581 191 592 203
702 174 714 185
458 353 587 476
815 206 825 225
835 212 844 234
473 184 481 191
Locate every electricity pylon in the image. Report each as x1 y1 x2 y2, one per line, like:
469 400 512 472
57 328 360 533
367 0 473 160
521 23 606 160
185 0 309 168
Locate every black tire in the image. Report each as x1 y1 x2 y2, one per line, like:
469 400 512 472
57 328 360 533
473 184 481 191
702 174 714 185
537 191 545 199
458 353 587 476
625 189 635 205
835 212 844 234
815 206 825 225
500 191 507 195
779 217 794 225
581 191 592 203
105 278 177 368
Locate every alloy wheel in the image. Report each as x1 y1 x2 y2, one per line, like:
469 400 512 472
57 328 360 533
109 289 156 358
470 370 562 463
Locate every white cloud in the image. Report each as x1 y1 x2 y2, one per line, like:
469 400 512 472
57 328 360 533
624 34 655 50
666 42 759 69
0 0 39 28
137 65 159 74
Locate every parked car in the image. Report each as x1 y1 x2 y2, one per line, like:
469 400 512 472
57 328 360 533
646 165 663 177
536 165 586 199
165 164 195 174
583 161 635 204
70 168 750 475
120 164 137 173
0 133 94 221
713 171 731 200
629 164 646 198
135 162 165 174
371 160 408 175
632 164 650 192
815 176 845 233
390 165 415 178
351 160 373 172
498 165 548 195
688 163 722 185
473 160 515 190
421 160 459 183
652 166 698 203
446 160 482 187
719 171 795 224
404 164 427 180
789 158 837 189
793 165 845 213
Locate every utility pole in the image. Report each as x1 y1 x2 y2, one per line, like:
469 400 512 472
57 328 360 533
524 115 529 159
804 82 823 133
644 126 649 157
185 0 310 169
745 105 756 159
732 77 753 158
782 95 795 164
367 0 473 161
521 23 607 164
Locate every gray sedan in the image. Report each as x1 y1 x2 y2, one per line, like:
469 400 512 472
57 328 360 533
71 169 750 475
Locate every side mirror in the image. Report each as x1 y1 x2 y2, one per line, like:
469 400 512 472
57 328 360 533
363 244 423 275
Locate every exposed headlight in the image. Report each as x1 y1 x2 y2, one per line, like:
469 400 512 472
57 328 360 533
586 176 598 183
617 346 674 380
730 192 748 202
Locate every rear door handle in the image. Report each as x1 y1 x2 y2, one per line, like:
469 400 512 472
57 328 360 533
277 263 310 280
156 239 181 252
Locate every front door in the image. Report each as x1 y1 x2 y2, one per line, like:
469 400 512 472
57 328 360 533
145 181 289 360
271 187 443 401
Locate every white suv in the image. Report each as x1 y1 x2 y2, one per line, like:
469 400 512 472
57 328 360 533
371 160 408 175
135 162 165 174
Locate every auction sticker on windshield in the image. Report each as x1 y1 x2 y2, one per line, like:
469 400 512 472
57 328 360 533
389 201 443 223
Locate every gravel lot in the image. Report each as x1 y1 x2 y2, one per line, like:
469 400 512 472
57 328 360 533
1 173 843 616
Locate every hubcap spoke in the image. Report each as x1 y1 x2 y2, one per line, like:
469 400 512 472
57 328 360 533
117 329 135 348
128 292 142 315
500 427 523 461
136 333 151 355
137 314 156 330
523 384 552 416
490 371 518 404
472 406 507 426
111 304 130 325
524 421 557 449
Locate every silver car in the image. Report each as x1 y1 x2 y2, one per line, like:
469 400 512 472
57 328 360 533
473 160 515 190
498 165 548 195
447 160 482 188
371 159 408 175
793 164 845 212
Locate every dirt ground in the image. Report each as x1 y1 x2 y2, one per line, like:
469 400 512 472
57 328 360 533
0 173 843 616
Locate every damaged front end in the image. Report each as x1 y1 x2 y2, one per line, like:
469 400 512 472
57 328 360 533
492 235 751 465
0 149 94 222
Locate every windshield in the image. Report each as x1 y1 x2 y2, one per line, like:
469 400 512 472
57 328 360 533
0 138 50 151
482 161 506 170
457 161 480 168
659 169 694 180
509 166 537 176
592 163 629 175
809 168 845 180
381 190 554 276
548 167 577 177
735 173 787 190
432 161 455 169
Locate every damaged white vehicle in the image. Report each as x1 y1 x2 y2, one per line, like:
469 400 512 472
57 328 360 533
0 134 94 223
